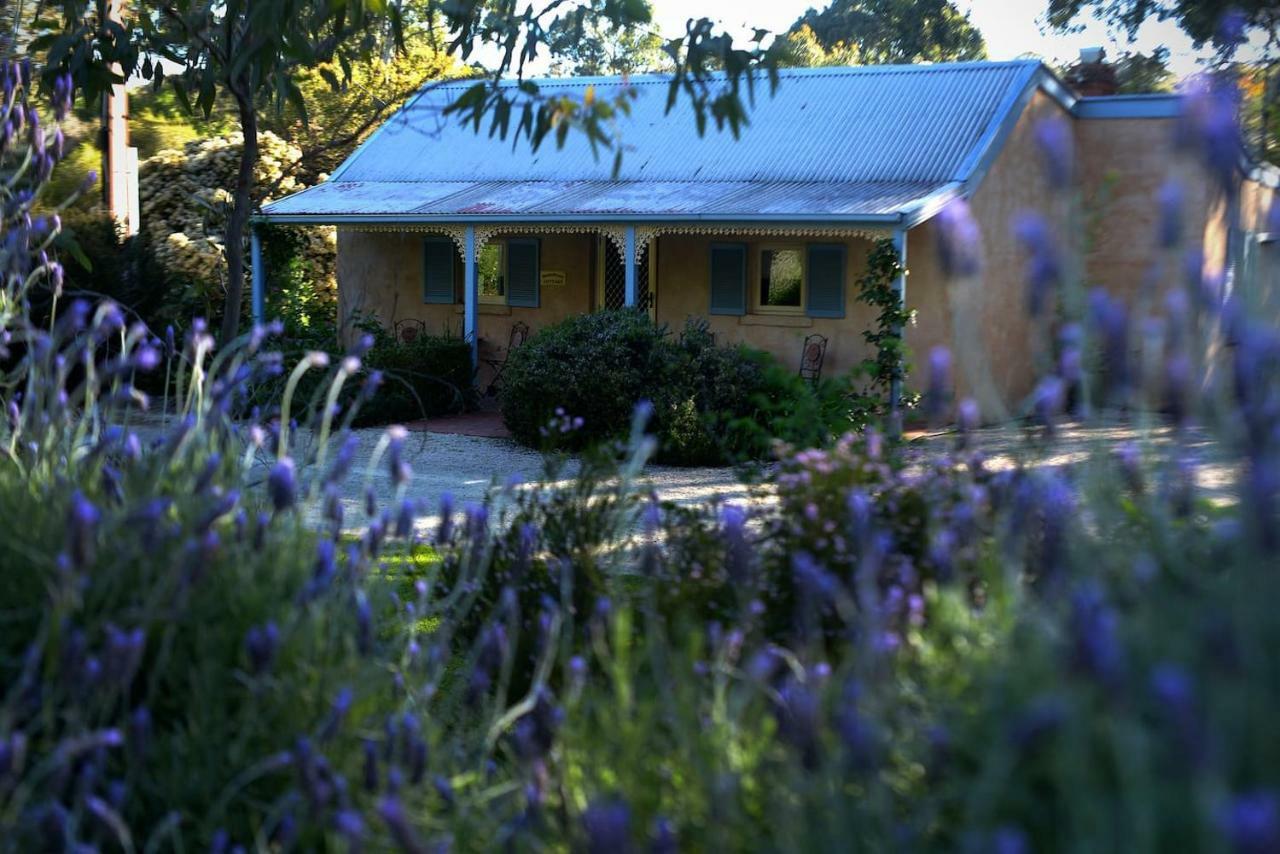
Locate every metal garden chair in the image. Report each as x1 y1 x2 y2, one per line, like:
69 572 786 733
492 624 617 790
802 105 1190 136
799 333 828 387
394 318 426 344
483 321 530 396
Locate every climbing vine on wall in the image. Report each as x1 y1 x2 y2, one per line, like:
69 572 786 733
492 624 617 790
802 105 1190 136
848 238 918 425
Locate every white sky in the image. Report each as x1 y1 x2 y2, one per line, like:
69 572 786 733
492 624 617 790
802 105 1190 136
648 0 1271 79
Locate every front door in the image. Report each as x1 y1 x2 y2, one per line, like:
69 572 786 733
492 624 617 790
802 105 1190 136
596 235 657 320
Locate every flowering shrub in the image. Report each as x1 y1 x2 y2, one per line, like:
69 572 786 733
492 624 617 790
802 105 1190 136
138 132 336 327
3 44 1280 854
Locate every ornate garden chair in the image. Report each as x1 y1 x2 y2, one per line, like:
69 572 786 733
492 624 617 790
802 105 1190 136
394 318 426 344
799 333 828 387
483 321 530 396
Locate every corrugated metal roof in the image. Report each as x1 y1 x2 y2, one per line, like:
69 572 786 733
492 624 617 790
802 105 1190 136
263 60 1047 223
262 178 943 219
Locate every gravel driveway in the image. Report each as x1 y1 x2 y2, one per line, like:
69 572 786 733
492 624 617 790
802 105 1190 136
298 428 758 536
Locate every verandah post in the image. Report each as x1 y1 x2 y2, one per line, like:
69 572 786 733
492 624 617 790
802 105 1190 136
889 227 908 421
624 225 637 308
250 225 265 327
464 225 478 373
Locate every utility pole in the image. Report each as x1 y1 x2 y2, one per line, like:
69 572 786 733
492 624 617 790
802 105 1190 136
102 0 139 235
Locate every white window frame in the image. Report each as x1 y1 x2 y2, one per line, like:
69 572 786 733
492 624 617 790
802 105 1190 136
478 240 507 305
754 243 806 316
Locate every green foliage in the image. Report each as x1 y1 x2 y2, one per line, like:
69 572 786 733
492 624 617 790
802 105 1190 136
245 315 472 426
777 25 863 69
135 132 334 332
845 238 918 423
787 0 987 65
499 311 840 465
349 319 473 425
658 320 836 466
546 0 671 76
499 308 671 450
260 37 462 188
51 209 172 329
1045 0 1274 47
1114 48 1177 94
260 223 338 339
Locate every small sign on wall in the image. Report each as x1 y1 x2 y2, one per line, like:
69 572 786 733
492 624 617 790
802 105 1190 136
541 271 566 288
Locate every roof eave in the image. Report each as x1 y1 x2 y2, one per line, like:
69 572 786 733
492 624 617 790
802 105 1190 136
254 211 908 226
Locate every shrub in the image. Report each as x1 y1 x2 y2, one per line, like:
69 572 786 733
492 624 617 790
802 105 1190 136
350 319 473 425
499 308 673 449
500 311 842 465
242 316 472 427
51 209 172 332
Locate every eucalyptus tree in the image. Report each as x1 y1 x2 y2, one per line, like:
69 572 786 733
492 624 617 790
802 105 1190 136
38 0 780 342
787 0 986 66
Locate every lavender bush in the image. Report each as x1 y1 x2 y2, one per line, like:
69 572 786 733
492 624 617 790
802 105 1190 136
2 56 1279 853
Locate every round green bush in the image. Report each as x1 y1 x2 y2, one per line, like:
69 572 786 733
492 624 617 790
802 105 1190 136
498 308 674 449
499 310 840 465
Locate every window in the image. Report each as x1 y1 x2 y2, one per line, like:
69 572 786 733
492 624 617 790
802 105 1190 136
758 246 804 313
478 242 505 303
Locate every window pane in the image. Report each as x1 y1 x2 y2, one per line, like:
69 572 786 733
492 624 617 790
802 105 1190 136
479 243 504 297
761 249 803 307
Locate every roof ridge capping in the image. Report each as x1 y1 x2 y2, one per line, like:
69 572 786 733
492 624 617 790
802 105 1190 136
422 58 1047 91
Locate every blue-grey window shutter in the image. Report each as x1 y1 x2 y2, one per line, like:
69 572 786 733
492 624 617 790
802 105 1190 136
507 239 540 308
806 244 846 318
422 238 456 304
709 243 747 316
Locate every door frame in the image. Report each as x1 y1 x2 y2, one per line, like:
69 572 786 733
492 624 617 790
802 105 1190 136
595 235 658 320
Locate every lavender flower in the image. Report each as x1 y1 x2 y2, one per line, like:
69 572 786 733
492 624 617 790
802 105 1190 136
267 458 297 513
379 796 428 854
1013 213 1060 316
363 738 380 792
1214 9 1249 55
1157 180 1184 248
1068 581 1124 686
245 622 280 675
1178 73 1244 191
67 490 99 568
719 504 752 583
320 686 354 741
774 676 822 767
334 810 365 847
1219 791 1280 854
582 798 632 854
387 425 412 486
395 498 417 539
1032 115 1073 188
934 198 983 277
436 492 455 544
356 592 373 655
103 624 145 687
925 346 952 423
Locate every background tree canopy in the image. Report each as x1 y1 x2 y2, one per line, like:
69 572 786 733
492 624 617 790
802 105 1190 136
545 0 670 76
1044 0 1277 48
785 0 987 66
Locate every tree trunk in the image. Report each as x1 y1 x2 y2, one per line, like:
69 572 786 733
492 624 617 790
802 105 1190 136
221 87 259 344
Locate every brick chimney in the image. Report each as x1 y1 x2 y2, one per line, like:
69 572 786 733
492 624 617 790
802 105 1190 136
1065 47 1119 97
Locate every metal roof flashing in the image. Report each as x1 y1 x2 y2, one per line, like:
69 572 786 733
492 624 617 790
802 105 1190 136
1072 94 1183 120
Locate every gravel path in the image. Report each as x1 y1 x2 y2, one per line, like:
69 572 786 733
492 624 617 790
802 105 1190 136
289 418 1240 537
298 428 759 536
